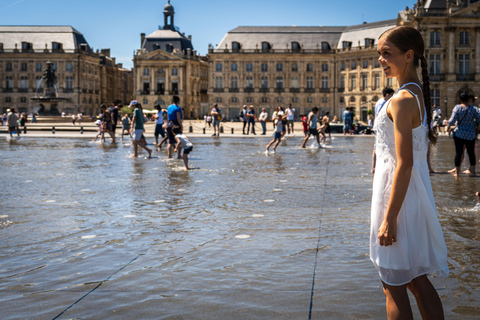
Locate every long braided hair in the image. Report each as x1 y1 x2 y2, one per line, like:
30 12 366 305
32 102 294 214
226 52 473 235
381 26 437 144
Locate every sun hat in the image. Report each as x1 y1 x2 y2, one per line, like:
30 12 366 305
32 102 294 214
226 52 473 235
129 100 138 107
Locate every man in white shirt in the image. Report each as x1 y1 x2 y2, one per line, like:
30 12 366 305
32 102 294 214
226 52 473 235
258 108 268 135
432 105 442 134
286 104 295 135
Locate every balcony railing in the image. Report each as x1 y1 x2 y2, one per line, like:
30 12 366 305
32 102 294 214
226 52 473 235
338 88 345 93
305 88 315 93
244 87 254 93
170 90 179 95
200 89 208 94
63 89 74 93
320 88 330 93
429 74 444 81
229 88 239 92
275 88 285 92
290 88 300 93
155 90 165 95
213 88 224 92
3 88 13 92
457 74 472 81
259 88 269 92
18 88 28 92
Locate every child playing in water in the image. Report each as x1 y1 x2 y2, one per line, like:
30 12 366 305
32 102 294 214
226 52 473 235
174 132 193 170
92 120 104 142
266 113 287 153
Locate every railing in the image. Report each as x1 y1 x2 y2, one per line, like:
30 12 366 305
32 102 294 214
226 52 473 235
305 88 315 93
429 74 444 81
244 87 254 93
18 88 28 92
213 88 224 92
209 48 336 54
320 88 330 93
290 88 300 93
338 88 345 92
3 88 13 92
229 88 239 92
63 89 74 93
275 88 284 93
155 91 165 95
457 75 472 81
259 88 269 92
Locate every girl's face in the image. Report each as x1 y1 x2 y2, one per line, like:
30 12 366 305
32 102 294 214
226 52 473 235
377 36 409 79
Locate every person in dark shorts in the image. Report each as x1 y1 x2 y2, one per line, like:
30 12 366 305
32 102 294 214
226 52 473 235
174 132 193 170
166 96 183 158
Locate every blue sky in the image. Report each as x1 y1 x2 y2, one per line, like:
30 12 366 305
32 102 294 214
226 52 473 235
1 0 415 69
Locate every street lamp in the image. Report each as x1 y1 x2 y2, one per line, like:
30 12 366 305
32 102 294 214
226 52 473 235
444 96 448 118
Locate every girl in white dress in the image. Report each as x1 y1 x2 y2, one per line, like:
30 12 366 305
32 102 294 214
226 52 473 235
371 26 448 319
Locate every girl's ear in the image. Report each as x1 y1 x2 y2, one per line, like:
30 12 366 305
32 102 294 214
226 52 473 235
405 49 414 63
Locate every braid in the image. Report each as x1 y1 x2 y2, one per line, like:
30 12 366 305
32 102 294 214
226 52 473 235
420 56 437 144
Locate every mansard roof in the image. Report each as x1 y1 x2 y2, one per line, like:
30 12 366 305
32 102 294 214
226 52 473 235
0 26 91 52
142 29 193 53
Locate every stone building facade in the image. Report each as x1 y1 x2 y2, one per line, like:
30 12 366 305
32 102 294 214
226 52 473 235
208 0 480 121
0 26 133 116
133 1 208 119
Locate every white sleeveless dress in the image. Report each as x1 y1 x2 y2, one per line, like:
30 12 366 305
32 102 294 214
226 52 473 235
370 85 449 286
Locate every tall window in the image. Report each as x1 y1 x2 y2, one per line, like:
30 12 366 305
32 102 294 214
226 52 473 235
386 78 393 87
429 54 441 76
431 89 440 107
6 62 12 72
261 97 268 103
20 76 28 89
215 76 223 89
261 76 268 89
231 63 238 72
306 63 314 72
340 62 345 71
321 76 329 89
66 76 73 90
276 76 283 89
5 76 13 90
231 76 238 89
171 68 178 76
20 63 27 72
291 63 298 72
66 62 73 72
375 60 380 68
430 31 441 46
216 63 222 72
34 62 42 72
459 54 470 78
246 63 253 72
246 76 253 88
459 31 470 46
36 76 42 89
321 63 328 72
306 76 314 89
361 74 368 89
261 63 268 72
351 61 357 69
276 63 283 72
339 76 345 89
363 61 368 69
291 76 299 89
350 75 356 89
374 74 380 89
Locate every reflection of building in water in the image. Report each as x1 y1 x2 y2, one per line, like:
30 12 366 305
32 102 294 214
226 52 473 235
208 0 480 122
133 0 209 119
0 26 133 115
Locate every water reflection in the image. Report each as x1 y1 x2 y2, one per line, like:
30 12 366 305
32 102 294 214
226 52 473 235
0 136 478 319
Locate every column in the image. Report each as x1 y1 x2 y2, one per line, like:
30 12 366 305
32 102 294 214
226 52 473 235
475 27 480 81
446 27 456 81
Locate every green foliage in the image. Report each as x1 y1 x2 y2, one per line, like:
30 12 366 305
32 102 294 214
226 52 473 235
367 109 374 115
120 106 132 116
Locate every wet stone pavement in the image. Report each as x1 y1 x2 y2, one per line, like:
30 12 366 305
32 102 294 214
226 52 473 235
0 135 479 319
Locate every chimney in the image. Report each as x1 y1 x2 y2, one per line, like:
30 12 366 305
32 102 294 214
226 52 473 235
141 33 146 48
188 35 192 40
101 49 111 57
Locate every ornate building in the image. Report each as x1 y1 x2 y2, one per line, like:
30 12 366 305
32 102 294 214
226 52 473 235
0 26 133 115
133 1 208 118
399 0 480 117
208 0 480 121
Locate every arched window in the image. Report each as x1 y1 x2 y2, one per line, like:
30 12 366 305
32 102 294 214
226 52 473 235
321 42 330 50
232 42 241 52
291 42 301 52
361 96 367 102
350 96 356 102
261 42 271 52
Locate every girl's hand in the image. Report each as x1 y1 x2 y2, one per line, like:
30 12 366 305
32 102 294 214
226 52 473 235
378 219 397 246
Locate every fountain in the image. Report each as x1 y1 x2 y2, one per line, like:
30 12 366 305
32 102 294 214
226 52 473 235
30 60 71 115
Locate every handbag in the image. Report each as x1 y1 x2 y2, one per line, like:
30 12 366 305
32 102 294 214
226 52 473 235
449 106 470 139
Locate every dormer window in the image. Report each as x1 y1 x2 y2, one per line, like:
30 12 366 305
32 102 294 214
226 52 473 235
21 42 33 52
153 43 161 51
261 42 271 52
364 38 375 47
232 42 241 52
321 42 330 50
166 44 173 53
342 41 352 50
291 42 301 52
52 42 63 51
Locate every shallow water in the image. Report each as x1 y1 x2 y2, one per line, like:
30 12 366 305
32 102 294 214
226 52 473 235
0 136 479 319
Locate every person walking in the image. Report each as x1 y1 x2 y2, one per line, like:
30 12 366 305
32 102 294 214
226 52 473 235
246 105 256 135
153 104 166 147
371 26 448 320
100 104 116 143
7 108 20 138
71 113 76 126
166 96 183 159
259 108 268 135
121 113 132 141
285 104 295 135
301 107 320 148
343 107 352 135
447 92 480 177
240 105 248 134
211 103 221 136
110 103 120 136
266 113 287 153
129 101 152 158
